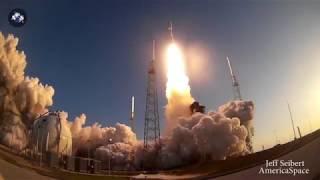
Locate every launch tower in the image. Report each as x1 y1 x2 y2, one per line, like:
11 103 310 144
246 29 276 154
144 40 160 148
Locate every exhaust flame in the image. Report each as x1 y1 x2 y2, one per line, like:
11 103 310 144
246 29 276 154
166 43 191 98
165 43 194 133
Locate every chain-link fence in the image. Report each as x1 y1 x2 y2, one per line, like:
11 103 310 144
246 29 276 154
20 147 103 174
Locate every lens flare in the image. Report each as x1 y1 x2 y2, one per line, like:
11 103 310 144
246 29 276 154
165 43 191 98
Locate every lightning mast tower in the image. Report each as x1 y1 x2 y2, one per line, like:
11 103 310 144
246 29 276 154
226 56 253 152
144 40 160 148
287 102 297 140
130 96 135 133
226 56 242 100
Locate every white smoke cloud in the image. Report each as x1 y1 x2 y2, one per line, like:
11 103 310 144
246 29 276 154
95 142 136 170
156 107 250 169
218 100 254 152
165 90 194 135
0 33 54 150
0 32 138 158
94 101 253 170
68 113 137 154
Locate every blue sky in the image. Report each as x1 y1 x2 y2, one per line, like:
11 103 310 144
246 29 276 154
1 0 320 151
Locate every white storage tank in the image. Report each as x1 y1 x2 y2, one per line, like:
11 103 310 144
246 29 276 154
31 111 72 156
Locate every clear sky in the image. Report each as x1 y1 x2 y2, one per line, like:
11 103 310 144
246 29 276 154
1 0 320 151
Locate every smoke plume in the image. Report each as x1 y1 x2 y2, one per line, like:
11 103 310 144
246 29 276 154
164 43 194 134
160 41 254 168
218 100 254 152
0 33 54 150
165 90 194 134
155 101 253 169
94 100 254 170
68 113 137 153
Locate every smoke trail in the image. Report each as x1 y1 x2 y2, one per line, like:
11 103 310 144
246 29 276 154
0 33 54 150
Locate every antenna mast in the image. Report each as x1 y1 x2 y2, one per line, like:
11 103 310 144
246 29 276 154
130 96 135 133
226 56 242 100
287 102 297 140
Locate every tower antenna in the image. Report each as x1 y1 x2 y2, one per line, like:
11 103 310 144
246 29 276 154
308 119 313 133
152 40 155 61
226 56 242 100
287 102 297 140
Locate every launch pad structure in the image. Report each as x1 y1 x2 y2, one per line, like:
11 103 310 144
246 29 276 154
143 40 161 148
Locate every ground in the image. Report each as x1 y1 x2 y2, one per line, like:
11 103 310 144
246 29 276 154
133 130 320 179
0 145 127 180
1 130 320 180
0 157 55 180
213 134 320 180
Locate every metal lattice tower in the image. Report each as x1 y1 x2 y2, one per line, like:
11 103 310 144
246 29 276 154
144 40 160 148
226 56 242 100
226 56 254 152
